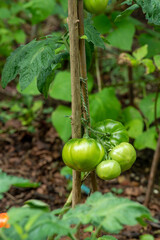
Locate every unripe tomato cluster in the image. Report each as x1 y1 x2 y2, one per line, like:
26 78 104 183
62 119 136 181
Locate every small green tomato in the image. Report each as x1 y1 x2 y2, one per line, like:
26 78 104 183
96 160 121 180
109 142 136 172
84 0 109 14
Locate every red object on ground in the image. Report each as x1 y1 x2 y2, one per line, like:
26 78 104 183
0 213 10 228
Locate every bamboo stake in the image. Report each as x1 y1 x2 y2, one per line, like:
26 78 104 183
68 0 82 207
144 133 160 206
78 0 98 192
144 84 160 206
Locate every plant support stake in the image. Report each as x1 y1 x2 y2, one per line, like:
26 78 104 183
68 0 82 207
78 0 98 192
144 83 160 206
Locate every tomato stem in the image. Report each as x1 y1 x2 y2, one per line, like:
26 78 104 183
91 225 102 239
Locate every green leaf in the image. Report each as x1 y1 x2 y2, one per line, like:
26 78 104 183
139 93 160 125
137 0 160 25
24 0 56 24
8 17 25 25
1 45 26 88
0 8 10 19
84 225 94 233
63 192 152 234
133 45 148 61
134 127 158 150
141 59 156 74
49 71 71 102
121 0 133 5
98 236 117 240
89 88 121 124
49 70 93 101
1 37 65 97
138 33 160 58
3 207 74 240
31 100 43 112
126 119 144 139
60 166 72 177
140 234 154 240
18 39 57 91
85 41 94 71
93 15 112 34
51 105 71 142
84 16 105 49
17 77 40 95
154 55 160 70
0 170 40 198
59 0 68 12
37 51 68 98
0 192 153 240
13 30 26 44
115 4 139 23
107 19 135 51
122 106 142 122
25 200 50 211
87 73 94 93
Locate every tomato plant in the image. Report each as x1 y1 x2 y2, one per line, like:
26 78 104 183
84 0 109 14
62 137 105 171
93 119 129 150
109 142 136 172
96 160 121 180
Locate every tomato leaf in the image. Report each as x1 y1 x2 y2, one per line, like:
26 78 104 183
24 0 56 24
51 105 71 142
1 37 68 98
0 170 40 199
136 0 160 26
93 14 112 34
153 55 160 70
122 106 144 139
49 71 72 102
98 236 117 240
1 192 153 239
84 15 105 49
133 45 148 61
134 127 158 150
63 192 153 234
139 93 160 125
107 19 135 51
115 4 139 23
89 88 121 124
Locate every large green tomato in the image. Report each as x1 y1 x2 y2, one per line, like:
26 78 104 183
62 137 105 172
84 0 109 14
96 160 121 180
93 119 129 150
109 142 136 172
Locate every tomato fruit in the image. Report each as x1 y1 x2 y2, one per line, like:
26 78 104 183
93 119 129 150
96 160 121 180
84 0 109 14
62 137 105 172
109 142 136 172
0 213 10 228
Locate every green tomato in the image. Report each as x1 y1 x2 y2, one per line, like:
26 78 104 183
96 160 121 180
62 137 105 172
109 142 136 172
84 0 109 14
93 119 129 150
